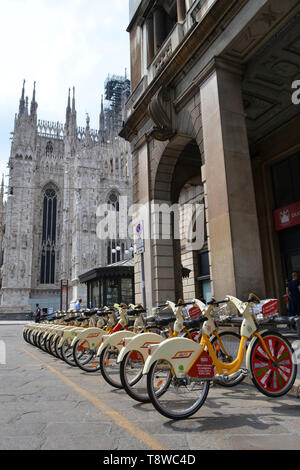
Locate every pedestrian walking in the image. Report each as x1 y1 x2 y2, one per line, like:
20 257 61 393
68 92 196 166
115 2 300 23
35 304 41 323
75 298 82 312
286 272 300 316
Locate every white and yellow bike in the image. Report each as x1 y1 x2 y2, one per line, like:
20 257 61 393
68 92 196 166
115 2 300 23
117 299 241 403
143 294 297 420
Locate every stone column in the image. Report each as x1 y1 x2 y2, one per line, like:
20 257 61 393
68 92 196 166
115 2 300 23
151 200 177 306
146 14 154 66
200 59 265 301
132 143 154 309
177 0 186 22
153 7 165 55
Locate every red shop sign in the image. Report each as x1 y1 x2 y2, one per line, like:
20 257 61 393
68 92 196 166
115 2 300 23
273 201 300 231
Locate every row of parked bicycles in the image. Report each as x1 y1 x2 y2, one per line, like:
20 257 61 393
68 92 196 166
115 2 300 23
23 293 297 420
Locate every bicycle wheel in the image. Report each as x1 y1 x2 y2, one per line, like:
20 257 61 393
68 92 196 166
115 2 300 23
120 350 148 402
31 330 40 347
73 339 100 372
147 359 210 420
54 336 64 359
61 339 77 367
23 328 30 343
39 332 49 353
45 335 53 354
36 331 44 350
249 331 297 397
30 330 37 347
48 335 59 357
99 345 123 389
211 331 244 387
120 327 197 404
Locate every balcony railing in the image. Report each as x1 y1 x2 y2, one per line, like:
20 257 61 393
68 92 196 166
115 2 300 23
147 22 184 83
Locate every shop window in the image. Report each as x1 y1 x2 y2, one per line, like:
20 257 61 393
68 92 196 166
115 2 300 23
197 251 211 302
121 278 134 305
106 279 119 305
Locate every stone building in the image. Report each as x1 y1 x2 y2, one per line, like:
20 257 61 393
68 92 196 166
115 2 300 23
0 76 133 314
120 0 300 311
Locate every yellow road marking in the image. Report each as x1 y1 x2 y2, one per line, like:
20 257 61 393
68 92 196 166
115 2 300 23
19 346 169 450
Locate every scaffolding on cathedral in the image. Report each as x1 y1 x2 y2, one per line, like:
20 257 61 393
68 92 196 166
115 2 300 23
104 74 130 133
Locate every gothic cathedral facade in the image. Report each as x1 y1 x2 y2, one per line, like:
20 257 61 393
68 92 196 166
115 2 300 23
0 78 133 314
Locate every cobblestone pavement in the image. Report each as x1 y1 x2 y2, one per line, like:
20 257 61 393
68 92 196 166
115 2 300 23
1 325 300 451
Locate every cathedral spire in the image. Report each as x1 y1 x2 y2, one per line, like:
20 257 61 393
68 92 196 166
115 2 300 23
99 94 105 139
30 81 38 121
25 96 29 116
0 174 4 203
65 88 71 128
71 86 77 123
86 113 90 132
19 79 26 116
66 86 77 139
72 86 76 112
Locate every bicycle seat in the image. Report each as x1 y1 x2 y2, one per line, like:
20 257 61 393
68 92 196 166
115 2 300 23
183 317 205 329
155 316 175 326
76 317 88 323
82 310 97 318
144 315 156 323
96 312 107 318
127 309 147 316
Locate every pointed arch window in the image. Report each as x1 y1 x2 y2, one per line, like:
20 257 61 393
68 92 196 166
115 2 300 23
40 187 57 284
107 192 119 211
46 141 53 156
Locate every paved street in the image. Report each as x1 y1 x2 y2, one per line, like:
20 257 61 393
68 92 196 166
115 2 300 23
1 324 300 451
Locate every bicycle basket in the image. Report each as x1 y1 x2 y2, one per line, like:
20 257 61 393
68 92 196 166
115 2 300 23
250 299 278 320
211 303 237 322
183 305 203 320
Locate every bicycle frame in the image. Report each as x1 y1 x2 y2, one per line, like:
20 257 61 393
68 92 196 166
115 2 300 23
72 306 128 352
143 295 275 380
117 300 206 365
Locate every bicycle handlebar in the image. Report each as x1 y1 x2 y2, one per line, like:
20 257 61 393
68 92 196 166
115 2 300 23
207 299 230 306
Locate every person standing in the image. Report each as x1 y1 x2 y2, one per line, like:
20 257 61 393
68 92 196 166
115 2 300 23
75 298 82 312
286 272 300 316
35 304 41 323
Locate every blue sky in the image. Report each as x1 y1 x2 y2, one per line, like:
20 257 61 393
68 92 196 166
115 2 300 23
0 0 130 193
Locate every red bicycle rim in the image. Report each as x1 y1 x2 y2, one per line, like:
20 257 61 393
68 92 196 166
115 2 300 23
251 335 293 393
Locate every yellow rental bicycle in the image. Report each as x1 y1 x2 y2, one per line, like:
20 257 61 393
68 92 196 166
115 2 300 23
144 294 297 420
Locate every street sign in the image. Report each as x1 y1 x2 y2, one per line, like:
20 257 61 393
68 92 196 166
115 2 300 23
60 280 68 312
135 221 145 254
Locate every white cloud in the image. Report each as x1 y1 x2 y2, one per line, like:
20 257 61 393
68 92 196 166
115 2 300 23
0 0 130 195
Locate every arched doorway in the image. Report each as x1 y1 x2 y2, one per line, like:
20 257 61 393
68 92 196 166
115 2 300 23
149 135 206 306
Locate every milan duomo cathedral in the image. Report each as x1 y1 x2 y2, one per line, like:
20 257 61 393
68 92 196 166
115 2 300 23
0 77 133 314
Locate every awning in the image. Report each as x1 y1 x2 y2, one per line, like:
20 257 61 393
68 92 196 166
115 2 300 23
79 258 134 284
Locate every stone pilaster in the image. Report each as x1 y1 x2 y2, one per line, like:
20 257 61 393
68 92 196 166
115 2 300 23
200 59 265 300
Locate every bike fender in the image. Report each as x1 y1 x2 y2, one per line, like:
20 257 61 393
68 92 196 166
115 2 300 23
245 330 270 371
58 327 83 348
117 332 163 363
71 328 106 348
142 337 201 377
97 331 136 356
45 330 55 341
